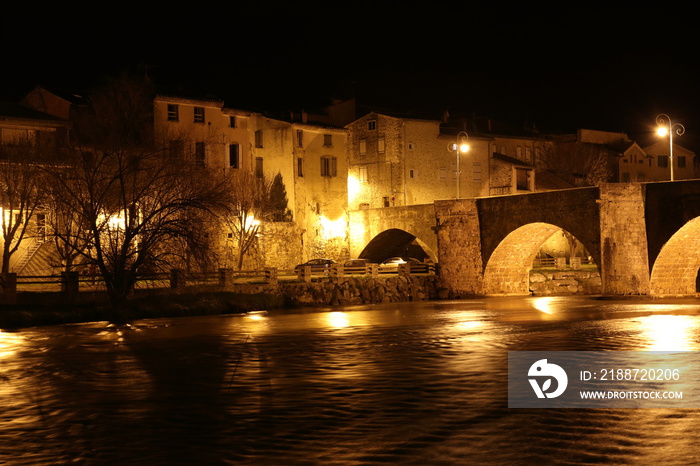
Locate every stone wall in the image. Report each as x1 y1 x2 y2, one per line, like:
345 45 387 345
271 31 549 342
277 275 445 306
434 199 484 296
598 183 651 295
529 269 602 295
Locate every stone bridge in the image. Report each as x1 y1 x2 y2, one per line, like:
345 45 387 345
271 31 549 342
348 204 437 263
435 180 700 297
351 180 700 298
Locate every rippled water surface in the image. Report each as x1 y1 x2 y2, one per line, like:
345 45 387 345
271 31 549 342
3 296 700 465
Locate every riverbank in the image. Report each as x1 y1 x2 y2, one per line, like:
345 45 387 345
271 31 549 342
0 291 288 330
0 274 444 330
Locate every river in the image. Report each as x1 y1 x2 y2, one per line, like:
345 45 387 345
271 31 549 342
2 296 700 465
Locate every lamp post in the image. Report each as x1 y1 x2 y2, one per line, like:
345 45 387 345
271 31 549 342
656 113 685 181
448 131 470 198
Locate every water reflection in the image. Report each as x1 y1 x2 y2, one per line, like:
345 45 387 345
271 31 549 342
327 311 350 328
2 297 700 464
0 330 24 359
635 314 700 351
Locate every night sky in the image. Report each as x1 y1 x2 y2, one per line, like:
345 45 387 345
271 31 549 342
3 5 700 152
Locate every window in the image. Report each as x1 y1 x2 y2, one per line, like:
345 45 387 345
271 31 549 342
637 172 646 182
296 130 303 147
167 104 179 121
169 140 184 159
525 147 533 163
622 172 630 182
383 196 390 207
194 107 205 123
229 116 237 128
678 156 687 168
658 155 669 168
359 203 370 210
409 169 416 179
378 137 385 154
359 166 368 183
439 168 447 180
324 134 332 146
195 142 205 166
368 120 376 130
255 130 263 148
321 156 337 177
516 168 531 191
229 144 239 168
255 157 263 178
297 157 304 177
359 139 367 155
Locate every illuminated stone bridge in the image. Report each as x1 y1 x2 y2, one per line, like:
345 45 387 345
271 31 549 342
351 180 700 298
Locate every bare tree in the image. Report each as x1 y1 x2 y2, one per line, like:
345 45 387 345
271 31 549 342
44 72 231 316
0 143 47 276
536 141 613 187
46 148 229 306
223 169 273 270
44 192 89 272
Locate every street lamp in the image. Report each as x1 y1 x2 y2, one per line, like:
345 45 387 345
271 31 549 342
448 131 470 198
656 113 685 181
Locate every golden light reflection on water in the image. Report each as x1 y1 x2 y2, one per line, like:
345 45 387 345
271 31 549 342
0 331 25 359
532 297 557 315
455 320 485 331
636 314 700 351
327 311 350 328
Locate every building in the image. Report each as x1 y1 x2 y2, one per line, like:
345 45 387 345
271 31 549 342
345 111 541 211
538 129 697 186
0 100 70 274
639 139 697 182
153 94 349 269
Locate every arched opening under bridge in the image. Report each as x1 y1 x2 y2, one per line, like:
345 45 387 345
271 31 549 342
358 228 437 264
650 216 700 297
483 222 599 295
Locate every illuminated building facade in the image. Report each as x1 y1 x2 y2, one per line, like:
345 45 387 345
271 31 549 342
345 111 540 211
153 95 349 268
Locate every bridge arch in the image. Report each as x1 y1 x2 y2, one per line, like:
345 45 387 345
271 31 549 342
359 228 437 263
650 216 700 296
483 222 596 295
348 205 437 262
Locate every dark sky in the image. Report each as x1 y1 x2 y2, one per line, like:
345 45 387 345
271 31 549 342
3 5 700 151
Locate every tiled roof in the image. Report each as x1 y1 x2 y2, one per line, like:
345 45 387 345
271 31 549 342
0 102 63 123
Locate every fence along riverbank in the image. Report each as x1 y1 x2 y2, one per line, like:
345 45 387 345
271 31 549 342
0 262 442 308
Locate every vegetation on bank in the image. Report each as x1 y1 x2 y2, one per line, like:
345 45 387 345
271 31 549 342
0 291 288 330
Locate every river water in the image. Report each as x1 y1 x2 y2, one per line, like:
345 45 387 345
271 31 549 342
2 296 700 465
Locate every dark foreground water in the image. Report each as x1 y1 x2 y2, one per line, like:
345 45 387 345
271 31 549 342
3 296 700 465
